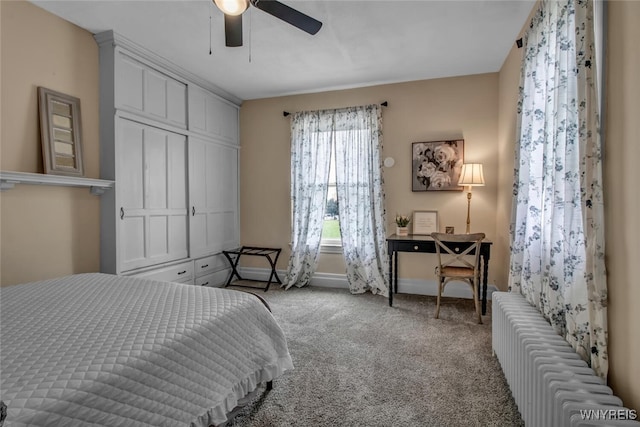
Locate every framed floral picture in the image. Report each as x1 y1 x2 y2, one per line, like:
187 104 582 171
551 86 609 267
412 140 464 191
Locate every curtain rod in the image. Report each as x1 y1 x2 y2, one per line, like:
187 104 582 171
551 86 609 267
283 101 388 117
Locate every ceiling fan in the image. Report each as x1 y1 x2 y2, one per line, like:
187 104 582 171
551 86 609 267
213 0 323 47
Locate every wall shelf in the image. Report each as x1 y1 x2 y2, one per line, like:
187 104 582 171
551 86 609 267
0 171 114 195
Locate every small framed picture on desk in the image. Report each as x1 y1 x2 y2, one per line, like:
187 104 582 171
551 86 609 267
412 210 439 235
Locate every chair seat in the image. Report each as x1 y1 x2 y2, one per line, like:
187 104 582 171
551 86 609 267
441 266 475 278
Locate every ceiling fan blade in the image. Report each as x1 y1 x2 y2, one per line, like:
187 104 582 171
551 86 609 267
252 0 322 35
224 14 243 47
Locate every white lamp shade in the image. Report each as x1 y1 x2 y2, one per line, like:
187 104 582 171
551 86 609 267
458 163 485 186
214 0 249 16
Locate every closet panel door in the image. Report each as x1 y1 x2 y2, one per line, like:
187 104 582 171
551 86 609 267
117 118 188 272
187 85 238 145
144 68 187 128
166 132 189 260
144 70 169 124
188 138 207 257
115 53 144 113
206 142 223 255
218 101 239 143
218 144 239 250
115 51 187 128
118 120 146 268
205 96 223 138
166 79 187 128
188 87 207 135
189 137 239 258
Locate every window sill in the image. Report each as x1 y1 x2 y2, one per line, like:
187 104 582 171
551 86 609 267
320 243 343 254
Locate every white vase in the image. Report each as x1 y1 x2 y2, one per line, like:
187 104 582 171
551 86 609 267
396 226 408 236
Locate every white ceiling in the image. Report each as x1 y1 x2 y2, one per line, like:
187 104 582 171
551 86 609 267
31 0 535 103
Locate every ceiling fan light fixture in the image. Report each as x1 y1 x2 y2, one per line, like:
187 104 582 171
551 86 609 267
213 0 248 16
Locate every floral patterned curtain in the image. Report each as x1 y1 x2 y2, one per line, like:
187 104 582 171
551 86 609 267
284 105 389 296
283 111 333 289
509 0 608 378
334 105 389 296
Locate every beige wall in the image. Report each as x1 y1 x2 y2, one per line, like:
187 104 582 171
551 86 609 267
495 0 640 411
495 43 521 289
604 0 640 411
240 74 501 285
0 0 100 286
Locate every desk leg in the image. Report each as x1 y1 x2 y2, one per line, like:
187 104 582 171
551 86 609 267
388 250 393 307
481 255 489 315
394 250 398 295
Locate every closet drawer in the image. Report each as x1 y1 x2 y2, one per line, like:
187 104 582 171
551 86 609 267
195 273 217 287
132 260 194 283
194 254 227 277
177 277 195 286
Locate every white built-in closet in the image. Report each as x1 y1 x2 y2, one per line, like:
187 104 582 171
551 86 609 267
96 31 239 286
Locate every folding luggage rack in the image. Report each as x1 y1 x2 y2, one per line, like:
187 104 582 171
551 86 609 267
222 246 282 291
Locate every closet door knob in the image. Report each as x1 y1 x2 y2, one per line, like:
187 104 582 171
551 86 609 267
120 207 124 220
192 206 195 216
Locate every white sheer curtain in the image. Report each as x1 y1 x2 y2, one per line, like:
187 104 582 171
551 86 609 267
334 105 388 296
284 105 389 296
509 0 608 378
283 111 333 289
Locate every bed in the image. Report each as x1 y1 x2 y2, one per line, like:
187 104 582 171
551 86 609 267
0 273 293 426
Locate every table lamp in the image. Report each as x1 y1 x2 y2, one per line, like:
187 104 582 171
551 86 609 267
458 163 485 233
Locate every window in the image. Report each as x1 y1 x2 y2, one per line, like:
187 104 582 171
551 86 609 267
286 104 387 294
509 0 607 377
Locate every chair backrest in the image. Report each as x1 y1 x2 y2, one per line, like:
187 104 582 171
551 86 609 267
431 232 486 271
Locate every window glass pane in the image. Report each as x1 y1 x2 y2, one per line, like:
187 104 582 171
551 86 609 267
322 185 340 239
322 148 341 243
328 147 336 185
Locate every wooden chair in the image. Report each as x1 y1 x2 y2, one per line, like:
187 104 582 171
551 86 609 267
431 232 485 324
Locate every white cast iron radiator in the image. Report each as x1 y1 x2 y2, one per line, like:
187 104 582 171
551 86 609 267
492 292 639 427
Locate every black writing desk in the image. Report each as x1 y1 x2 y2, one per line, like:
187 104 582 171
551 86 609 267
386 234 492 315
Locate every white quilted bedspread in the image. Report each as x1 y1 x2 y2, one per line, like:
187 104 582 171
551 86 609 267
0 273 293 426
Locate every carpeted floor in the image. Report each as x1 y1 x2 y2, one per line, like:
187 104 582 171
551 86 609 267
225 284 523 427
